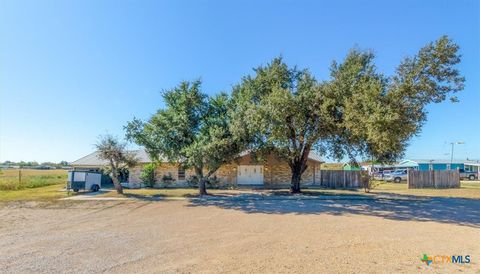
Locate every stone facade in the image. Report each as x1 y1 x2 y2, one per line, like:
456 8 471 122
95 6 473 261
128 154 322 188
129 163 196 187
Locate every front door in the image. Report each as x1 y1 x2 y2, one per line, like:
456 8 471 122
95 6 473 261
237 165 264 185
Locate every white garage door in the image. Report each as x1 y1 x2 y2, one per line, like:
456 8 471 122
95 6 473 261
237 165 264 185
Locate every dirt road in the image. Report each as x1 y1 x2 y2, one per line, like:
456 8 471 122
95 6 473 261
1 197 479 273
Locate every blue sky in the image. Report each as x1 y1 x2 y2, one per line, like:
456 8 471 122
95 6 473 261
0 0 479 163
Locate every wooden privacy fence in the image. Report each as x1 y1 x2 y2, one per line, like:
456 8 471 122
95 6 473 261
407 170 460 189
319 170 364 189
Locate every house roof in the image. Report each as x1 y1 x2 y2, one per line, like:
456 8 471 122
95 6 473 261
464 160 480 166
70 150 162 167
70 149 324 166
405 159 473 164
237 150 323 163
307 152 323 163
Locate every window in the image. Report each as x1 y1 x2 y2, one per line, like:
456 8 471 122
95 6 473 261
178 167 186 180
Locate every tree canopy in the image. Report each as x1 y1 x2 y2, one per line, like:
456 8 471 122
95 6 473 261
230 58 332 192
231 35 464 192
326 35 465 163
95 134 137 194
122 35 464 194
125 80 240 195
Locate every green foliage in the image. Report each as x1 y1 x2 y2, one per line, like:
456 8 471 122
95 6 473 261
126 80 242 194
232 36 464 192
161 174 175 185
1 160 69 168
325 36 464 164
231 57 330 192
95 134 138 193
185 175 223 189
95 135 138 168
205 175 221 189
186 175 199 188
124 36 463 194
140 163 156 187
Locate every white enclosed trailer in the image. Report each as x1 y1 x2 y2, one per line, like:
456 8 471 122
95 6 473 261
67 171 102 192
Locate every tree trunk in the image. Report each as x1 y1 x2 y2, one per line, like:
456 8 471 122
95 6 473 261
199 177 208 195
109 159 123 194
111 168 123 194
290 168 302 193
195 167 208 195
289 147 310 193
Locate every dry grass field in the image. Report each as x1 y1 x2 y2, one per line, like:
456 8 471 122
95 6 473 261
0 169 68 201
372 181 480 199
0 169 67 190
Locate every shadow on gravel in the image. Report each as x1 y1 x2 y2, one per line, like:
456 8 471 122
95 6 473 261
187 194 480 228
122 193 166 201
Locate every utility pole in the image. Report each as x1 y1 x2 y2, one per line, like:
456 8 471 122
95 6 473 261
450 141 465 168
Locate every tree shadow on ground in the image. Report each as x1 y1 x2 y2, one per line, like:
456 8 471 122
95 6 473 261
122 193 167 201
187 194 480 228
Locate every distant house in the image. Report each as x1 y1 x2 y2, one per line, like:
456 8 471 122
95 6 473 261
70 149 324 188
397 159 466 171
362 163 397 174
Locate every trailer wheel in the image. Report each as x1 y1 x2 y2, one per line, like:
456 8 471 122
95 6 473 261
91 184 100 192
469 174 475 181
73 188 79 192
394 177 402 183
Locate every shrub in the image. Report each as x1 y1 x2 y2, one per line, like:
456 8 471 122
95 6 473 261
161 173 175 186
186 175 199 188
362 171 381 193
206 176 221 189
186 175 226 189
140 163 157 187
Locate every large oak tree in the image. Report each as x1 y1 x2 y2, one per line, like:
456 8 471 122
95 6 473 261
125 80 240 195
232 36 464 193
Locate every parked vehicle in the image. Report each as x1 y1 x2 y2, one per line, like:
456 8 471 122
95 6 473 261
459 169 478 180
384 169 408 183
67 171 102 192
373 170 394 180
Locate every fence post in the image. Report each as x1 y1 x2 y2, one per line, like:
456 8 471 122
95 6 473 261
407 169 410 189
18 169 22 184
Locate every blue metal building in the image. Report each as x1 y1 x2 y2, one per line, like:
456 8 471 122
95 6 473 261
397 159 465 171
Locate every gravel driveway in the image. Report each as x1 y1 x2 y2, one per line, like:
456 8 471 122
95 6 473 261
1 196 479 273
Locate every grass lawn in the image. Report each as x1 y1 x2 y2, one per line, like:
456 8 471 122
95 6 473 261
0 183 71 202
370 180 480 199
100 188 245 199
0 169 70 202
0 169 67 191
98 181 480 200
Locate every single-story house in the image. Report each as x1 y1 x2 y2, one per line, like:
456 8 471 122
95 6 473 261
397 159 466 171
70 149 324 188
